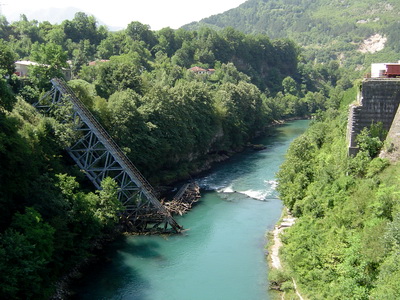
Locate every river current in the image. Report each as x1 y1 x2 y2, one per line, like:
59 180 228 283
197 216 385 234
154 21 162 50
73 120 309 300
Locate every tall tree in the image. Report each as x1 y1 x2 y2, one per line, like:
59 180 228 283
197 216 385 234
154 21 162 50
62 12 100 44
29 42 68 89
126 21 157 50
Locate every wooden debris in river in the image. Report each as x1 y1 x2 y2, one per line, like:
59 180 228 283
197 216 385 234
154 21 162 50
164 182 201 216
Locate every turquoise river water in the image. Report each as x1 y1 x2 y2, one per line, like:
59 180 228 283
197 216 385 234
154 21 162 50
73 120 309 300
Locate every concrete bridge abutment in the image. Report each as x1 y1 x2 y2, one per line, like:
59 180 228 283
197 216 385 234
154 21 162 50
347 78 400 156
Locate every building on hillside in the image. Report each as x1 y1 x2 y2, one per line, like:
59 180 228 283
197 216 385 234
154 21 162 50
371 62 400 78
188 66 215 75
14 60 39 77
14 60 72 80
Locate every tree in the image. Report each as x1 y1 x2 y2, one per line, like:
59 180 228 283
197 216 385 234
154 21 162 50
11 207 55 263
92 54 144 98
0 75 15 111
89 178 122 229
96 31 126 59
155 27 180 56
277 134 316 212
29 42 68 89
213 62 250 84
0 39 16 76
0 16 12 41
282 76 299 96
62 12 100 44
71 39 95 75
356 127 383 158
107 88 146 146
215 81 264 147
11 14 42 43
44 26 66 46
171 41 195 68
0 208 55 299
126 21 157 49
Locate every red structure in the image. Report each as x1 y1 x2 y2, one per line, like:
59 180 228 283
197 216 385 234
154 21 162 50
384 64 400 78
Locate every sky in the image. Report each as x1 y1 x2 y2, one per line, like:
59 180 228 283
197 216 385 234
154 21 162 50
3 0 247 30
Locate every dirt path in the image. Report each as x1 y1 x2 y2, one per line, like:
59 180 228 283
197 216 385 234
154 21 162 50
270 213 305 300
270 215 295 270
271 226 283 269
292 278 304 300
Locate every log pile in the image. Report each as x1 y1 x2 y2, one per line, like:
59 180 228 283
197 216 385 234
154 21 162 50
164 182 201 216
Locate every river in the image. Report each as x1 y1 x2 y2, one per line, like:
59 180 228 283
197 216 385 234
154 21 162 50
73 120 309 300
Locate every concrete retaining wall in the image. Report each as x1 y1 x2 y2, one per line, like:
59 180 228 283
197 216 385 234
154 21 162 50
347 78 400 156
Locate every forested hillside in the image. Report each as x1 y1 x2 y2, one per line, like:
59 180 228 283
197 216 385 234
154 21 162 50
184 0 400 69
0 12 346 299
274 86 400 298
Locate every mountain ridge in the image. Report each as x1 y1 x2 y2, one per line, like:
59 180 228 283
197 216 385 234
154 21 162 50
182 0 400 66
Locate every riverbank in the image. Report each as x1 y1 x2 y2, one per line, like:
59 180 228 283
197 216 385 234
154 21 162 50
156 117 311 187
268 209 305 300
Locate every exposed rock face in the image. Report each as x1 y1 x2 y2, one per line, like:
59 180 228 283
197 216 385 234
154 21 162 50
358 34 387 54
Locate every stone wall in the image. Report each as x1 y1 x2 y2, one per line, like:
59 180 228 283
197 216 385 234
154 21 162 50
347 78 400 156
380 97 400 161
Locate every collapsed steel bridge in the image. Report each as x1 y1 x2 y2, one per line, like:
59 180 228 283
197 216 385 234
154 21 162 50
34 78 181 233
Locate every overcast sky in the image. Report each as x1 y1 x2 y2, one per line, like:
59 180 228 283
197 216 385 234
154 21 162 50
3 0 247 30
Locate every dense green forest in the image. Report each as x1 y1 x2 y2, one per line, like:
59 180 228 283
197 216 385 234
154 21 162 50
0 11 347 299
274 87 400 298
184 0 400 68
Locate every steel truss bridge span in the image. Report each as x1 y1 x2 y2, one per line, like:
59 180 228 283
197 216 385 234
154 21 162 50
34 78 181 233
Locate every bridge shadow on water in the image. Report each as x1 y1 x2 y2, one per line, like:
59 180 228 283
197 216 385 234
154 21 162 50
71 236 163 300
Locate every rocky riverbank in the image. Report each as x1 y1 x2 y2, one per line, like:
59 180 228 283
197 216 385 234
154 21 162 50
268 209 304 300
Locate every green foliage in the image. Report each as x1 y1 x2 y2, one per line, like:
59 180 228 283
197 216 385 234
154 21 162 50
62 12 103 44
0 95 122 298
356 126 384 158
268 268 293 291
0 39 16 76
29 42 68 90
90 178 123 228
282 76 299 96
277 134 316 212
0 208 55 299
0 40 16 111
276 85 400 298
215 81 266 147
0 75 16 111
370 246 400 300
80 53 146 98
371 210 400 298
126 21 157 49
0 10 357 299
